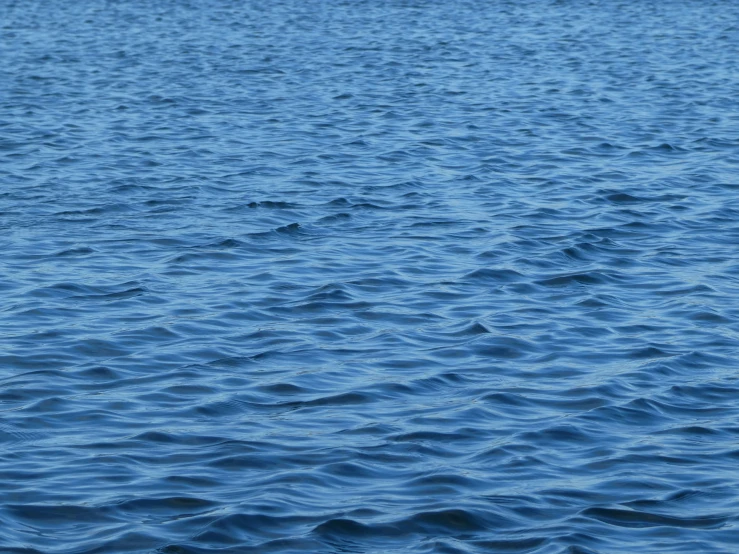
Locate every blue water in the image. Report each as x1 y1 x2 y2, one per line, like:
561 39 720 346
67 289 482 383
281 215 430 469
2 0 739 552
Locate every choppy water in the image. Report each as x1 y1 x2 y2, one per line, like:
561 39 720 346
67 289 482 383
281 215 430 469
2 0 739 552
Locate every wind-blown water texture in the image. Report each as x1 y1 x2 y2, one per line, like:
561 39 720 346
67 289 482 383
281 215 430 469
2 0 739 552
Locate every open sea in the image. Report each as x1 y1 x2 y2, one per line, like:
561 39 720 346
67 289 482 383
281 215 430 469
2 0 739 552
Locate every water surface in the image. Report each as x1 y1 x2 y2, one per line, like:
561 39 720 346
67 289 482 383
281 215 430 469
2 0 739 552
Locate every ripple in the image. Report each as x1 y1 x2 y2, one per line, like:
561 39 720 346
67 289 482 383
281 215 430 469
2 0 739 552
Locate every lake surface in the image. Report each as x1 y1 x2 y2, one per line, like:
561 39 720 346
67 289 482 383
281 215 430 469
2 0 739 552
